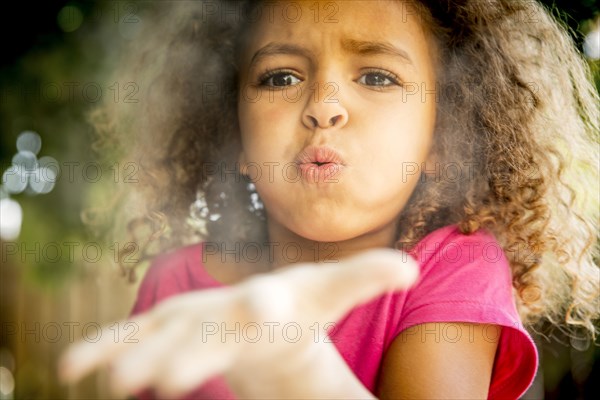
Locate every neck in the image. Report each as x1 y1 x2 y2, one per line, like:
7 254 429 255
264 219 399 270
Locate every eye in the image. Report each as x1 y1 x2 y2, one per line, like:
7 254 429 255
357 69 401 88
258 70 302 87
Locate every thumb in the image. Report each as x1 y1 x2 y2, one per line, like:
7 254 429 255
273 248 420 325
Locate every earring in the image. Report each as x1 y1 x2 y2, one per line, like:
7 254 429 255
190 191 209 221
246 182 265 220
190 191 222 222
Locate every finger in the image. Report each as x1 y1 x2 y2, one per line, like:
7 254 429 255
108 318 193 396
154 332 239 398
267 249 419 325
153 294 252 397
58 313 155 384
108 289 241 395
111 289 247 396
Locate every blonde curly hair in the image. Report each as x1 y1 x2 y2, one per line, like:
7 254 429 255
88 0 599 339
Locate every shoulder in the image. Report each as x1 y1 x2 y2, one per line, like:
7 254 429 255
399 224 518 331
130 242 214 316
143 242 208 288
387 224 539 399
409 224 508 272
405 224 514 309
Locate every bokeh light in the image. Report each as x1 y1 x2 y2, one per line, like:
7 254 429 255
56 5 83 33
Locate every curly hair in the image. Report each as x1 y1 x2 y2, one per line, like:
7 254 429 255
87 0 599 339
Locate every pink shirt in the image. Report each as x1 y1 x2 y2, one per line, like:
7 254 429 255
131 224 538 399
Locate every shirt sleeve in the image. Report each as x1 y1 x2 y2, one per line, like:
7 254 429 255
395 226 539 400
130 245 201 316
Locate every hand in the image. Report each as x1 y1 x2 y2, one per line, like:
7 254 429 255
59 248 419 399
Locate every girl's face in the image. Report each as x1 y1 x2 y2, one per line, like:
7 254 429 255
237 0 437 243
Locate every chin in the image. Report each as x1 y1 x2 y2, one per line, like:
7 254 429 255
290 218 365 243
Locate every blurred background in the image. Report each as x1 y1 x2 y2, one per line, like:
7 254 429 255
0 0 598 399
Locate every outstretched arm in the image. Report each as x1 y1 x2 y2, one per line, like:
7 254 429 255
59 249 418 399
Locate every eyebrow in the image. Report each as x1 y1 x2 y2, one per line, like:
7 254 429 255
248 39 414 68
249 43 315 68
340 38 414 65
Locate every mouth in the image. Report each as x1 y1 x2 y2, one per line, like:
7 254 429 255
295 145 346 183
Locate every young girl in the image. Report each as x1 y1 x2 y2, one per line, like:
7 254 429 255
60 0 599 398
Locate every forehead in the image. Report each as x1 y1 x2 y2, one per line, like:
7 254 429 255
239 0 433 64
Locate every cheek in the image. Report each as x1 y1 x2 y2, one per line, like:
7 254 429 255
351 101 434 196
238 102 298 156
359 100 434 155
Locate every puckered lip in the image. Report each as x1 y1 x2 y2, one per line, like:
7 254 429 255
294 145 346 184
294 145 346 166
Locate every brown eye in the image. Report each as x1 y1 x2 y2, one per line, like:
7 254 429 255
357 70 401 87
260 72 302 87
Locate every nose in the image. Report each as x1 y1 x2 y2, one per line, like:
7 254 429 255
301 84 349 130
